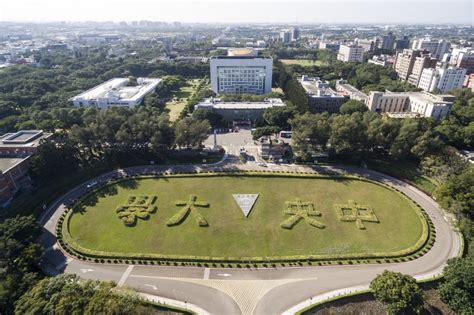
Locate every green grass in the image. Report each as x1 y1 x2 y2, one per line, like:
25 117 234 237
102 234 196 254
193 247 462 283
280 59 325 67
367 159 439 194
68 175 426 260
164 81 196 121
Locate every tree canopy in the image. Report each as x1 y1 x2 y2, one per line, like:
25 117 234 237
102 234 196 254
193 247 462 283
14 274 153 315
370 271 424 314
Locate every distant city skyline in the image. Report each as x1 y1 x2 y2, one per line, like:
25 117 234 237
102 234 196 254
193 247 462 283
1 0 473 25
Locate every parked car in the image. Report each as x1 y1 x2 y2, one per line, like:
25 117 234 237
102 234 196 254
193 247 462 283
86 180 98 189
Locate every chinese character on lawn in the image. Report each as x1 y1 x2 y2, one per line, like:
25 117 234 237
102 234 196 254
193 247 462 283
334 200 379 230
116 195 157 226
167 194 210 227
280 199 325 229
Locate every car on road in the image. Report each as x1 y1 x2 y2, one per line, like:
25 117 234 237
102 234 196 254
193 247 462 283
257 162 267 167
86 181 98 189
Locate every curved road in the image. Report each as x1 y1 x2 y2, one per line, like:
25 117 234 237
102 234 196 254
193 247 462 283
38 159 462 314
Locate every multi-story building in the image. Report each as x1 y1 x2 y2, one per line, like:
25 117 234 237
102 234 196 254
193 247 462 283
366 91 454 120
319 41 340 53
407 54 437 86
337 44 364 63
394 49 418 81
194 98 285 123
300 76 348 113
394 36 410 50
449 48 474 74
380 32 396 50
280 30 291 44
394 49 435 82
71 77 161 108
290 28 300 42
210 48 273 95
463 74 474 92
0 130 52 205
335 80 368 103
418 64 466 93
368 55 395 67
357 38 378 53
366 92 409 113
412 38 450 60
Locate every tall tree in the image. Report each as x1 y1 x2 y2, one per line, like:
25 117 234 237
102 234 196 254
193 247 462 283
174 117 210 148
290 113 331 160
370 271 424 314
329 113 368 157
438 256 474 315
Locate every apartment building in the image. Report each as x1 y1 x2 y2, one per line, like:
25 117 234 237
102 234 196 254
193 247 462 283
412 38 450 60
418 65 466 93
394 49 419 81
449 48 474 74
407 54 437 86
337 44 364 62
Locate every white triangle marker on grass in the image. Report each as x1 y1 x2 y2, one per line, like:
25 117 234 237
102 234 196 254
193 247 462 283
233 194 259 217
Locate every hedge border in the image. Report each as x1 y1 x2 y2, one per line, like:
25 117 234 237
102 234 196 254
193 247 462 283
56 170 435 267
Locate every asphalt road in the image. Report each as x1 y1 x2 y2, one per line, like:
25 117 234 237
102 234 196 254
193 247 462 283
38 154 461 315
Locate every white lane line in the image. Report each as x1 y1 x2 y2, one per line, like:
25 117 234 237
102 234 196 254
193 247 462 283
144 284 158 290
118 265 134 286
203 268 210 280
217 273 232 277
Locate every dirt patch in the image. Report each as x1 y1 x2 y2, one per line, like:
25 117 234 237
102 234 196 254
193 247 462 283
302 284 454 315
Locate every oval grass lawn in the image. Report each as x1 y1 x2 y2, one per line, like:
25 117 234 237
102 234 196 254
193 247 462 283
67 175 426 259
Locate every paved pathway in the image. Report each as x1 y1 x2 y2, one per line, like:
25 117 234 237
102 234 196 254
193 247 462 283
38 154 462 314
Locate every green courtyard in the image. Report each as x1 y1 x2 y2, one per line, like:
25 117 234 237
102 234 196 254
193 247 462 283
65 174 429 261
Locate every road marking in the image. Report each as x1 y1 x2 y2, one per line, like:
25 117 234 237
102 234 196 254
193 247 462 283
118 265 134 286
217 273 232 277
203 268 210 280
144 284 157 290
80 268 94 273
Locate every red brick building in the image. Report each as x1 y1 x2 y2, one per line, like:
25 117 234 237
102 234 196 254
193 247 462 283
0 130 52 205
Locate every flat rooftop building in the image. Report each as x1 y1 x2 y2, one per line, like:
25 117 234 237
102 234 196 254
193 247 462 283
210 48 273 95
300 76 348 113
71 77 161 108
335 80 368 103
0 130 52 206
195 98 285 122
366 91 454 120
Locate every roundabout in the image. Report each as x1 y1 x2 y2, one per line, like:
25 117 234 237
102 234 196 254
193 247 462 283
38 160 462 315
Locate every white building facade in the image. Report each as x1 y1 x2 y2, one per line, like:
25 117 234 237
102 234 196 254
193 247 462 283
210 50 273 95
366 91 454 120
337 45 364 62
71 77 161 108
418 66 466 93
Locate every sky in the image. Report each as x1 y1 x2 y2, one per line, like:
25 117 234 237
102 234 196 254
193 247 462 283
0 0 473 24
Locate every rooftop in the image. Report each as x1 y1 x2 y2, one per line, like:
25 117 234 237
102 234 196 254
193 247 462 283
0 130 52 148
300 76 345 98
227 48 256 57
71 77 161 103
196 98 285 110
0 156 29 173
